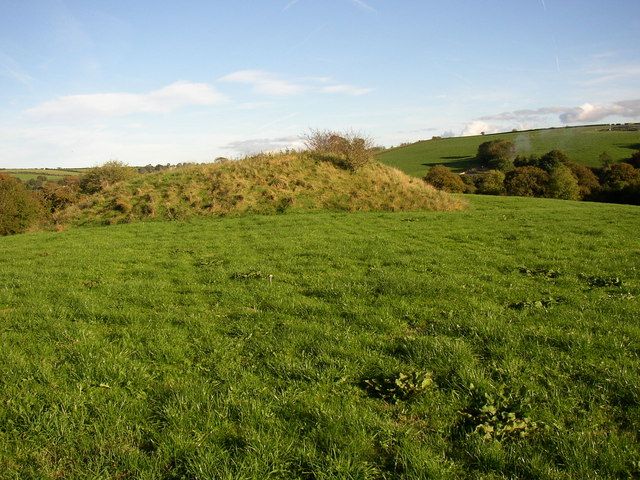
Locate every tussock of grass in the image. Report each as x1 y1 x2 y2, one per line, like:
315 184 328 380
54 153 463 226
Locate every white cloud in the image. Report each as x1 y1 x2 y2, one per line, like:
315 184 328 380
461 120 495 136
559 100 640 123
26 81 227 119
321 84 373 96
219 69 372 97
219 70 306 96
223 135 303 155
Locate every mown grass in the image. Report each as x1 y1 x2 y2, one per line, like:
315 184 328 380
378 125 640 177
0 169 86 182
0 195 639 479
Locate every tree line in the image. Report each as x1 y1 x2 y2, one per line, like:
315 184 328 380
423 139 640 204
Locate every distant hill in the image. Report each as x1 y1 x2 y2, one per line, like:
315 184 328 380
377 124 640 177
0 168 86 182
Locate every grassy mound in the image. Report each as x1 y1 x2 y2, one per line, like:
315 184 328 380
378 125 640 176
56 153 463 226
0 195 638 478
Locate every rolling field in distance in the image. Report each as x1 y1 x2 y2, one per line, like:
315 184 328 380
377 125 640 177
1 195 638 479
0 168 86 182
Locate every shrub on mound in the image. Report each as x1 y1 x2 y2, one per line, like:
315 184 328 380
79 161 136 194
0 174 43 235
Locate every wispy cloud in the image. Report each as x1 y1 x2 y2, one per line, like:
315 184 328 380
219 70 372 97
282 0 300 11
0 52 34 86
220 70 306 96
350 0 378 13
26 81 227 119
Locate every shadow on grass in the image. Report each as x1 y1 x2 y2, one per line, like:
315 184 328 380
617 143 640 150
421 157 476 172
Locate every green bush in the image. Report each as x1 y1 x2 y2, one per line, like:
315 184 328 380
626 150 640 169
538 149 570 172
548 165 581 200
566 163 600 198
79 161 136 194
0 174 43 235
475 170 506 195
423 165 466 193
601 163 640 190
504 166 550 197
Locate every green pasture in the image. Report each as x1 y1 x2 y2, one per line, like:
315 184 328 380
0 169 85 182
0 195 638 478
378 125 640 177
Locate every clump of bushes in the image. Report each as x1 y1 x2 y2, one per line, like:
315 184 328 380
79 161 136 194
423 165 466 193
477 140 516 171
0 174 43 235
304 129 374 171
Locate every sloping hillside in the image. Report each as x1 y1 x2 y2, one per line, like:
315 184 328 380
55 152 463 226
378 125 640 177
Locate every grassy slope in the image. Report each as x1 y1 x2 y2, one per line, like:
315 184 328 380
56 153 461 226
377 125 640 177
1 195 638 479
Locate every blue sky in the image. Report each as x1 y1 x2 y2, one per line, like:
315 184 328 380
1 0 639 168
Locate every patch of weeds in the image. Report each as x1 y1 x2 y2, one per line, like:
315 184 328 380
82 279 101 289
230 269 264 280
518 266 560 279
580 274 623 288
361 371 433 403
509 296 566 310
194 257 226 268
459 384 542 442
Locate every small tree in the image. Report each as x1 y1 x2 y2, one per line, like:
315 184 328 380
0 174 43 235
504 166 550 197
423 165 466 193
599 151 614 169
476 140 516 170
548 165 581 200
538 149 570 172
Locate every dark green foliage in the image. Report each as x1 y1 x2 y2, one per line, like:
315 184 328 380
538 149 570 172
599 151 614 168
79 160 136 194
566 162 600 198
581 274 623 288
476 140 515 170
0 174 43 235
601 163 640 190
362 371 433 403
459 385 542 442
423 165 466 192
474 170 505 195
514 154 540 168
504 166 550 197
628 150 640 168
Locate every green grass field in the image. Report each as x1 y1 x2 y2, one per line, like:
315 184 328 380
377 125 640 177
1 195 638 478
0 168 86 182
